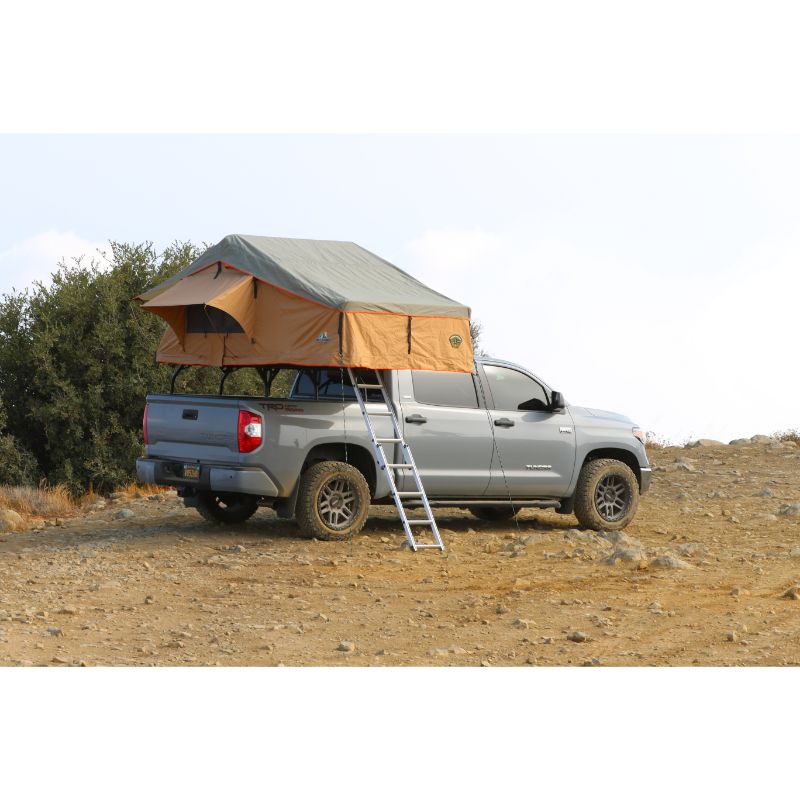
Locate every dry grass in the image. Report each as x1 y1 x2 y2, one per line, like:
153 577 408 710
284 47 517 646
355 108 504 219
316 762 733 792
115 482 170 498
644 431 670 452
0 483 76 517
774 429 800 445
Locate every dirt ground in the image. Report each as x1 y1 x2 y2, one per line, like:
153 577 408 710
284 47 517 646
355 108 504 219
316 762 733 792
1 438 799 667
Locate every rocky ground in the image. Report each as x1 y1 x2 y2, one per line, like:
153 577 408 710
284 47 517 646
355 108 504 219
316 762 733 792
1 436 799 667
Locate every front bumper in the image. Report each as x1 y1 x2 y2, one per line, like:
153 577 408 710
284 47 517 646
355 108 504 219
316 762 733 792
136 458 279 497
639 467 652 493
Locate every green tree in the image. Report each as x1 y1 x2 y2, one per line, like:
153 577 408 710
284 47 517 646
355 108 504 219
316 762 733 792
0 242 209 493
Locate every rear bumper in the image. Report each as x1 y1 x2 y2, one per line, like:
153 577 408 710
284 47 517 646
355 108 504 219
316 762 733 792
639 467 652 493
136 458 279 497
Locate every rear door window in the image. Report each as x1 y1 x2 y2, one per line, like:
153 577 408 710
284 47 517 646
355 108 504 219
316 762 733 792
411 371 479 408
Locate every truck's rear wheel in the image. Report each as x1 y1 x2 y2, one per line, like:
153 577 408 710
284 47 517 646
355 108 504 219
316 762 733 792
296 460 370 540
468 505 519 522
196 491 259 525
574 458 639 531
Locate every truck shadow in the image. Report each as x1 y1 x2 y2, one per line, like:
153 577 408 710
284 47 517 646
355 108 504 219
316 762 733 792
3 509 576 552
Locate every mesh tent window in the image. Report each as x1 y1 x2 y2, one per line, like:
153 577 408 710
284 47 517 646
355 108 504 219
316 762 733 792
185 304 244 334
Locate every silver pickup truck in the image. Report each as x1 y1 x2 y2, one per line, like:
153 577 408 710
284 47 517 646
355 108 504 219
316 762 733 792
137 357 651 538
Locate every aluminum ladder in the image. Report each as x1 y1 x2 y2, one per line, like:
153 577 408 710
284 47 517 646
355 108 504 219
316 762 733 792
346 368 444 552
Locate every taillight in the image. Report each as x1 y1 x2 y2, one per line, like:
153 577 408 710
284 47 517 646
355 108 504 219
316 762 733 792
238 409 263 453
143 403 150 445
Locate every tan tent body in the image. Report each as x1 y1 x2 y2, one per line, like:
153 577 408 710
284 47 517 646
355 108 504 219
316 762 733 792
139 235 473 372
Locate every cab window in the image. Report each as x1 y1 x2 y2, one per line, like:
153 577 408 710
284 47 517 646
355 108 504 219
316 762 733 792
483 365 548 411
291 368 383 402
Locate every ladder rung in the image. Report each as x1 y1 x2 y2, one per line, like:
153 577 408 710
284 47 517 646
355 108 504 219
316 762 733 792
346 366 443 553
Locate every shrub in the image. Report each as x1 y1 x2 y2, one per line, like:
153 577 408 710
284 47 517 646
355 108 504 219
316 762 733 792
0 241 248 494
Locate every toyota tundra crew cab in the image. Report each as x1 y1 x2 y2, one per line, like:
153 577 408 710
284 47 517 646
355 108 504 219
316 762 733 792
136 358 652 538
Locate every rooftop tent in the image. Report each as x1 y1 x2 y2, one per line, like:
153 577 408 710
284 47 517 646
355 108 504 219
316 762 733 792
138 234 473 372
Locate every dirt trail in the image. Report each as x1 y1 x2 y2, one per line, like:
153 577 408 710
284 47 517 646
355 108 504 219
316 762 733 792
1 439 799 666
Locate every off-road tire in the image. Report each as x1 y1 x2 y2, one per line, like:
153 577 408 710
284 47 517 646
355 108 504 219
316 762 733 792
195 491 259 524
468 505 519 522
574 458 639 531
295 460 371 540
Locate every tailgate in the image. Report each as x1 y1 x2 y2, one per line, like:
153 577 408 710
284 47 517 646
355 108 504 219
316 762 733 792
145 395 242 462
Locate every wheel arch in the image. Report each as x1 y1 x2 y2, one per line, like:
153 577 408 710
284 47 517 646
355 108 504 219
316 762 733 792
301 442 377 497
581 448 642 487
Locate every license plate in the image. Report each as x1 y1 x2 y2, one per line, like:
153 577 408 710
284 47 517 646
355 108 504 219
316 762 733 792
182 463 200 479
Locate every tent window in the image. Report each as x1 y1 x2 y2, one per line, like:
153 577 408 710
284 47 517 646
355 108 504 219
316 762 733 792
185 304 244 334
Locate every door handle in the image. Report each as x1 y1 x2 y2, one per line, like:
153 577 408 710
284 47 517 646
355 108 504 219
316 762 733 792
405 414 428 424
494 417 515 428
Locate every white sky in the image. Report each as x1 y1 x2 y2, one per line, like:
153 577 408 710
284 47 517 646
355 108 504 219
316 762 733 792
0 135 797 443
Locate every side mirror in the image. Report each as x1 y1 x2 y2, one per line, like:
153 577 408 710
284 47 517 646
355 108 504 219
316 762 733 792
550 390 565 411
518 397 549 412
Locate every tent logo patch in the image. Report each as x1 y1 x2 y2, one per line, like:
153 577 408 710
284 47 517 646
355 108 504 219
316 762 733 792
315 331 330 343
449 334 463 349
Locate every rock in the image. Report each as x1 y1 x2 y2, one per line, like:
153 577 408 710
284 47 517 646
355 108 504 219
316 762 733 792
687 439 725 447
778 504 800 517
674 457 696 472
428 645 467 657
729 438 750 446
512 618 534 629
730 586 749 597
598 530 643 548
649 555 691 570
781 586 800 601
605 546 647 566
0 508 24 531
566 630 588 643
677 543 705 557
228 544 246 553
114 508 135 520
648 602 662 612
789 548 800 558
750 434 774 444
757 486 774 497
725 631 737 642
336 641 355 652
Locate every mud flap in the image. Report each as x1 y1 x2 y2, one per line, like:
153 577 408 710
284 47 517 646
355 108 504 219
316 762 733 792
273 480 301 520
556 495 575 515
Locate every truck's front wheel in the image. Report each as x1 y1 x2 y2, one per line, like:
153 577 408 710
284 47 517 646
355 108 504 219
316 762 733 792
296 460 370 540
573 458 639 531
196 491 259 525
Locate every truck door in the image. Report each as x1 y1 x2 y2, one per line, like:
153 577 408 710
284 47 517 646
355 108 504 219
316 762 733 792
479 363 576 497
397 369 494 496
